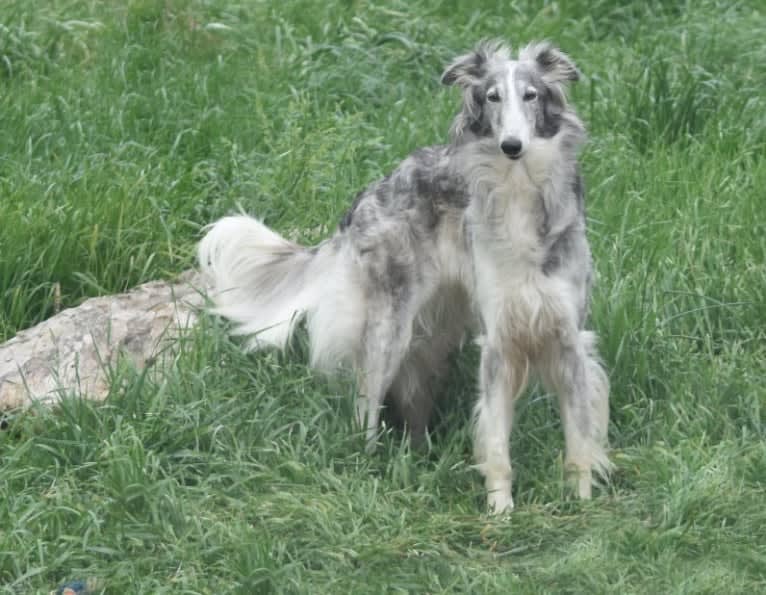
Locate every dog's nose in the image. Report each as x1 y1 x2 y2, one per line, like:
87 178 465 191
500 138 523 159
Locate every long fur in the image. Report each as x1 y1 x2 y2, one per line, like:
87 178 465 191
198 40 612 513
197 217 365 371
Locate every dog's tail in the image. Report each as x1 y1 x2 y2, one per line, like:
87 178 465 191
197 215 364 370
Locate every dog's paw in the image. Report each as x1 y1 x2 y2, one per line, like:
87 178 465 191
364 437 378 455
565 464 593 500
487 491 514 515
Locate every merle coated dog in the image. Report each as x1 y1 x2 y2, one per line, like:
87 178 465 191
198 41 611 513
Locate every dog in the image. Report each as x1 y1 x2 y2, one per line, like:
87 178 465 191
198 40 611 513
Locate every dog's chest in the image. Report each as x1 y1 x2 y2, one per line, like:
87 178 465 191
467 177 570 341
471 176 547 272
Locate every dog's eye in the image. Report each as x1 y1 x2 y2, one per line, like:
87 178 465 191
486 89 501 102
523 88 538 102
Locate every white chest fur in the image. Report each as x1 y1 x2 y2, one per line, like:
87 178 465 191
466 154 576 349
468 156 547 269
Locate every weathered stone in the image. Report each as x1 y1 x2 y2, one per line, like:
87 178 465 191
0 271 208 410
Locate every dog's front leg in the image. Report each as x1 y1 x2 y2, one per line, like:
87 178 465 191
539 330 611 499
473 341 529 514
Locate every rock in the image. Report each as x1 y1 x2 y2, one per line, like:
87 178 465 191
0 271 208 410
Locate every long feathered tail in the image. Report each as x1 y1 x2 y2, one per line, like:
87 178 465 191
197 215 364 370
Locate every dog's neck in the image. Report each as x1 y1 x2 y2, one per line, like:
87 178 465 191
450 134 582 244
451 137 558 194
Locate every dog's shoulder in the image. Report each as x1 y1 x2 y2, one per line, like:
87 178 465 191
337 144 469 234
404 145 470 211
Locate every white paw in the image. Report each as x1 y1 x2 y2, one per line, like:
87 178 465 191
487 490 514 515
364 435 378 454
565 464 593 500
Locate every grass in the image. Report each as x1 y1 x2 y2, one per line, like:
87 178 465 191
1 0 765 592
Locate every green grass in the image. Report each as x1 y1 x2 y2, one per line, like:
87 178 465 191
2 0 765 592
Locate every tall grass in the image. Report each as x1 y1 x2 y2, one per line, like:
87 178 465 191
1 0 765 592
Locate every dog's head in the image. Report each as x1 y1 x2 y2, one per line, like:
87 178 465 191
442 41 580 159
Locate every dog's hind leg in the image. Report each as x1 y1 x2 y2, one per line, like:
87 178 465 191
387 330 458 444
388 285 470 444
357 300 416 452
473 342 529 514
540 330 611 499
386 358 437 445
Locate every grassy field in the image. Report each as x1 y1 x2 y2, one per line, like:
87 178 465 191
2 0 765 592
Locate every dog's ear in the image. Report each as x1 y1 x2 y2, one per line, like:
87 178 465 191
442 40 508 87
522 42 580 85
441 49 487 87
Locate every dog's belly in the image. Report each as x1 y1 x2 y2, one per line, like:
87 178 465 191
504 272 574 350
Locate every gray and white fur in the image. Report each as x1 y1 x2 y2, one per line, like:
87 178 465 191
198 40 612 513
